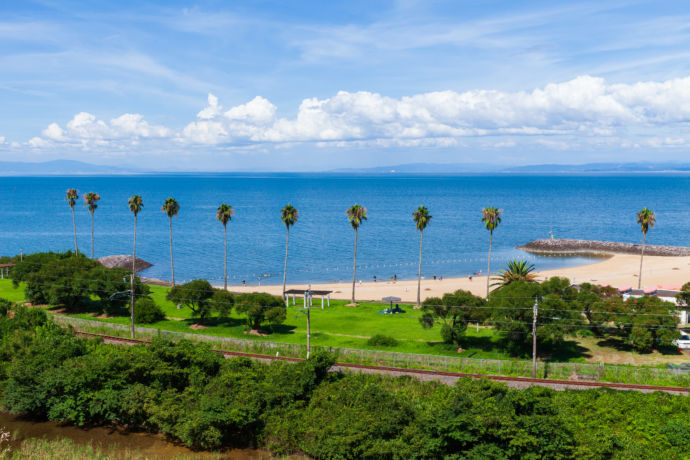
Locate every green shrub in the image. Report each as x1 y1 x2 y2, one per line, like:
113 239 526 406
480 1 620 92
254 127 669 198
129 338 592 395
0 298 11 316
134 298 165 324
210 289 234 317
235 292 286 330
366 334 398 347
166 279 214 323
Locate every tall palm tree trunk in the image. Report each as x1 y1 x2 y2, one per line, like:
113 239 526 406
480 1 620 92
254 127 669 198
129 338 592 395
90 212 94 259
417 230 424 307
223 224 228 290
131 215 137 339
486 230 493 299
351 229 358 304
638 232 646 289
168 217 175 286
282 227 290 297
72 208 78 256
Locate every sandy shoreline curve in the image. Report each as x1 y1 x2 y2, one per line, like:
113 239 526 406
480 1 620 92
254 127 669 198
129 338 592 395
226 254 690 302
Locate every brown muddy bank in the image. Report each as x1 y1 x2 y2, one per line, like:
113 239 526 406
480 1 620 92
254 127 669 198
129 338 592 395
0 412 288 459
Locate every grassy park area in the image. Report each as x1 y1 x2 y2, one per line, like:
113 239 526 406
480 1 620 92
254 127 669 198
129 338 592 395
1 278 687 367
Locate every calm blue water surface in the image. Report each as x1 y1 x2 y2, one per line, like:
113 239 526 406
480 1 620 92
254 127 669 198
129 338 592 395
0 174 686 285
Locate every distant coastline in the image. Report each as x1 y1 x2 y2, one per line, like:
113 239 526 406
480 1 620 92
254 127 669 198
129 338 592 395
6 159 690 176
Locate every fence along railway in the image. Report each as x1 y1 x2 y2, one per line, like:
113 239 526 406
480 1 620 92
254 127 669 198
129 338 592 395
77 331 690 396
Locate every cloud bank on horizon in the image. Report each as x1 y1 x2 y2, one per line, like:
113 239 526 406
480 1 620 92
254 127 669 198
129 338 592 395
2 0 690 170
19 75 690 153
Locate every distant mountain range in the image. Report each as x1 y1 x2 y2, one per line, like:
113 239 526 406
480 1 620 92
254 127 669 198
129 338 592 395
3 159 690 175
0 160 142 175
333 162 690 174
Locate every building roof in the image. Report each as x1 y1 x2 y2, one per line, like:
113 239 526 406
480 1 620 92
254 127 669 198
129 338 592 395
284 289 333 296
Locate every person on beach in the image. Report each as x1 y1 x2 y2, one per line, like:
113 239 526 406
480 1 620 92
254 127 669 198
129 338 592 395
373 275 377 282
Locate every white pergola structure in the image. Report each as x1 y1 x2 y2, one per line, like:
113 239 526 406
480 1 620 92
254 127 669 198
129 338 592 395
0 263 13 279
284 289 332 309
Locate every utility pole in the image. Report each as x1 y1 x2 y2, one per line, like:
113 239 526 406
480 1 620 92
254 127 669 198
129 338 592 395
532 298 538 378
306 284 312 359
129 273 135 339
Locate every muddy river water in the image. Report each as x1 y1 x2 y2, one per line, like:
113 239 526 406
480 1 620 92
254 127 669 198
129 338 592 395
0 411 283 459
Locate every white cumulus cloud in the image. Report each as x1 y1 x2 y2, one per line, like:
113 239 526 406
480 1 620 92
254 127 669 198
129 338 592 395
25 74 690 153
29 112 170 149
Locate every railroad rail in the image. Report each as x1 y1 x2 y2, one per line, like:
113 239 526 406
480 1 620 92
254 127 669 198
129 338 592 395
76 331 690 395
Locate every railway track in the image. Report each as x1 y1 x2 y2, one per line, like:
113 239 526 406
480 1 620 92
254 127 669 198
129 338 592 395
76 331 690 395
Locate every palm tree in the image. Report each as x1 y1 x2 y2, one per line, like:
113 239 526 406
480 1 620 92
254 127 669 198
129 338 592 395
65 189 79 255
128 195 144 272
83 192 100 259
128 195 143 339
216 204 235 290
281 204 299 298
481 206 502 298
413 206 432 308
492 259 537 287
636 207 656 289
161 198 180 286
346 204 367 305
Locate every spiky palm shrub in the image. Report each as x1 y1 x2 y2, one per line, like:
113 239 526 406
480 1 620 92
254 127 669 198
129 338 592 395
492 259 537 287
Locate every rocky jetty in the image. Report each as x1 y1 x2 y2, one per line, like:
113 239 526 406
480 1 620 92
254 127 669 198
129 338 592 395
97 255 153 272
518 238 690 257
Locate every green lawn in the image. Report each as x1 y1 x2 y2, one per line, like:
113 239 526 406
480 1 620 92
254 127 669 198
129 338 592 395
3 279 680 365
0 279 28 303
70 298 510 359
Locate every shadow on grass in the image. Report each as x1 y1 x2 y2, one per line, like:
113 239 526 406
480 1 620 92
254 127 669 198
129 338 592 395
172 316 298 336
596 337 682 356
544 339 592 362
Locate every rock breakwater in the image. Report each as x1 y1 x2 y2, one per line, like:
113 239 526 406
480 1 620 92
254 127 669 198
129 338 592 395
518 239 690 257
97 255 153 272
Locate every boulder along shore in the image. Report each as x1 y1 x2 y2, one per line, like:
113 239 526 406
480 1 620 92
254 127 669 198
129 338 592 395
518 238 690 257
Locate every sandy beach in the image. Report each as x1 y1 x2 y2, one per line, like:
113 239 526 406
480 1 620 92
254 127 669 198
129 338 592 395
228 254 690 302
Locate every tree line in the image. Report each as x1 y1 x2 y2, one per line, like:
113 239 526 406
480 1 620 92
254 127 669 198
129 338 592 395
420 274 682 354
4 252 287 331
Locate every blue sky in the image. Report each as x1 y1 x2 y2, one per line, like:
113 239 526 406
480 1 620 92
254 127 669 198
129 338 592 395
2 0 690 170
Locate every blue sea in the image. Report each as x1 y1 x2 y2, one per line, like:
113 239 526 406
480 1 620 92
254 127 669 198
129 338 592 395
0 174 687 286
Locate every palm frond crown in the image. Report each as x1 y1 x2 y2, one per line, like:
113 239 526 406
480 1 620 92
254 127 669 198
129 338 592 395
281 204 299 228
128 195 143 216
83 192 100 213
346 204 368 230
481 206 502 231
66 188 79 209
216 203 235 226
636 208 656 234
162 197 180 218
413 206 432 231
